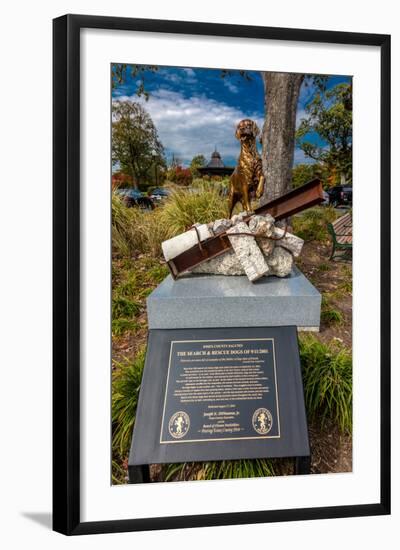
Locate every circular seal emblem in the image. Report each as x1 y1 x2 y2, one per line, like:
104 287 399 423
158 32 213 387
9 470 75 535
252 408 273 435
168 411 190 439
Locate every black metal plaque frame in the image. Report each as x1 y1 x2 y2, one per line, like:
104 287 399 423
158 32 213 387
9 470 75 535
129 326 309 468
53 14 391 535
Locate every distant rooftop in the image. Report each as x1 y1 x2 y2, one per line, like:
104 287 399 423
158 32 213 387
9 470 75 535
207 150 225 168
198 149 234 177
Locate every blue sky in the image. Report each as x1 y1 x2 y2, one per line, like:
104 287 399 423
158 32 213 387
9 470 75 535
112 65 351 168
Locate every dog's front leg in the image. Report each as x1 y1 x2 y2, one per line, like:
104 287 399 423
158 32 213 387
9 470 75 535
256 175 265 199
228 188 237 219
241 185 251 213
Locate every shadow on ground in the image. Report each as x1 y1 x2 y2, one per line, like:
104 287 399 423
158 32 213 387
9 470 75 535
22 512 52 530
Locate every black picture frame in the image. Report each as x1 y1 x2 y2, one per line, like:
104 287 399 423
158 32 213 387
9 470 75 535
53 14 391 535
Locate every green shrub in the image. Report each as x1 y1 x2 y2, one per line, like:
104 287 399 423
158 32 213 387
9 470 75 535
299 334 352 433
160 186 229 237
112 185 231 259
192 177 229 193
321 307 344 325
292 206 337 242
164 458 275 482
112 350 146 460
112 193 169 257
191 177 211 190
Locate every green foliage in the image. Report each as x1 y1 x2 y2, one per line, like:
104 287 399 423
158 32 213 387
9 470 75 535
337 266 352 294
111 64 159 96
112 296 140 319
321 309 343 325
112 459 127 485
112 256 168 335
291 162 338 190
164 458 275 482
321 294 344 326
112 100 165 186
112 318 140 337
145 261 170 285
112 350 146 465
292 206 337 242
112 289 141 336
296 82 352 183
190 154 206 176
192 177 230 195
299 334 352 433
112 194 137 257
112 193 169 257
112 255 168 337
338 280 352 294
292 163 320 188
321 301 344 326
160 185 229 237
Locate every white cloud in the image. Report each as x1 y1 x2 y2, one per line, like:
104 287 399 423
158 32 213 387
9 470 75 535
115 90 263 165
162 72 181 84
181 68 197 84
223 79 239 94
113 90 309 167
183 68 196 77
158 67 197 86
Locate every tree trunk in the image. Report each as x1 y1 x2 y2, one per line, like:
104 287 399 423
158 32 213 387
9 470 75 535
261 72 304 202
129 163 139 189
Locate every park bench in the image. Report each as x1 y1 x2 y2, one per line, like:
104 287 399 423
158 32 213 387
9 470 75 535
327 212 352 261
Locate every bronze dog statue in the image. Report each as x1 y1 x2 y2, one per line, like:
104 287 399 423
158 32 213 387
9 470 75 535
228 119 265 218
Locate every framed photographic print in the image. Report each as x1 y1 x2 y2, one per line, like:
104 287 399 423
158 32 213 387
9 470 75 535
53 14 390 535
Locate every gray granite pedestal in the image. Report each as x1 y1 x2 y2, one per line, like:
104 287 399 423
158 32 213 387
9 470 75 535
147 267 321 331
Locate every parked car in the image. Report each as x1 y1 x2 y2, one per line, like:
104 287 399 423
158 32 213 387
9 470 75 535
149 187 170 203
115 188 154 210
327 185 352 207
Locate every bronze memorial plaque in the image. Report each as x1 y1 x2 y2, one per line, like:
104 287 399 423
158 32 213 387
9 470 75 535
129 326 309 468
160 338 280 443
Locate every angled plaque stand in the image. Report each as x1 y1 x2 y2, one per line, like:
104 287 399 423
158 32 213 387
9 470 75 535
128 326 310 482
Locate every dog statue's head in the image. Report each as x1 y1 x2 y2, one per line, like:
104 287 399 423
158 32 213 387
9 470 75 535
235 119 260 142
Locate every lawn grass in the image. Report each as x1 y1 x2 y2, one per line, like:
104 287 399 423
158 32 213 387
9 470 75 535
321 294 344 326
292 206 338 242
112 256 169 337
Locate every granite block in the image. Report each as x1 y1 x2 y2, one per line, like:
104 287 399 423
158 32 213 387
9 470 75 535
147 267 321 331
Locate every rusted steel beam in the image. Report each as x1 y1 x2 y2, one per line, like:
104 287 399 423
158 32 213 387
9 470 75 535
167 178 324 278
255 178 324 220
